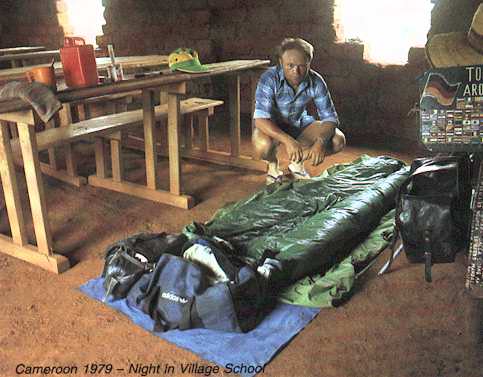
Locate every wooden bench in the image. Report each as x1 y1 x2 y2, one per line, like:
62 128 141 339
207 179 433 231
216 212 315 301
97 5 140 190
10 97 223 206
10 97 222 153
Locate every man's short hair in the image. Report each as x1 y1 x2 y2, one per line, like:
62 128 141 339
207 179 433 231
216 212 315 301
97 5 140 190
277 38 314 62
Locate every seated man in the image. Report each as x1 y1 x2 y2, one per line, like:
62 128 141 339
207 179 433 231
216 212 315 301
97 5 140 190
253 37 346 184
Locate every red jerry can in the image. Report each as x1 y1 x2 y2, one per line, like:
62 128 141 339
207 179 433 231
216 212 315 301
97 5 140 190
60 37 99 88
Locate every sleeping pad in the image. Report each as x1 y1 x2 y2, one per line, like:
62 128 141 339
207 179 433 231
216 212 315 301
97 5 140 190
184 155 409 284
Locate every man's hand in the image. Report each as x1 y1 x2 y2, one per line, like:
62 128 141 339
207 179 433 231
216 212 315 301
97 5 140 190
284 138 304 163
305 139 326 166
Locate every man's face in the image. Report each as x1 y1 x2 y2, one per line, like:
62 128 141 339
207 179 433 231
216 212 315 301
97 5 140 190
280 48 310 89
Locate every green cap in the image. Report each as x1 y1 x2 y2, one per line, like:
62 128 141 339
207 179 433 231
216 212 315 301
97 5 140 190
168 48 210 73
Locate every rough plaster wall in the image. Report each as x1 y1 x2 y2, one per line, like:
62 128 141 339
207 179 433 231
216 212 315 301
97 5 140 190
428 0 481 38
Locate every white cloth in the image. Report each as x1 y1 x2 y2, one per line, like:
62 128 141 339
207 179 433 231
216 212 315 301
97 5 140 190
183 244 229 284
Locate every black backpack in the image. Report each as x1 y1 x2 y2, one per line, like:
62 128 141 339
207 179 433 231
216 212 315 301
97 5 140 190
381 155 472 281
102 232 187 300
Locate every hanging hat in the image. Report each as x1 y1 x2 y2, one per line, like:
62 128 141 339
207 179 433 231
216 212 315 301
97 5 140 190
426 3 483 68
168 48 210 73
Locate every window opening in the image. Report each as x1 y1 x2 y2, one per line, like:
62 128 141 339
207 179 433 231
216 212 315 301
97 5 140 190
334 0 434 65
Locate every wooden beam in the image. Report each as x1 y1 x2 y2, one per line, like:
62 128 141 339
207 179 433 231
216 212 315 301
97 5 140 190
17 123 53 255
0 234 69 274
94 137 107 179
125 135 268 172
168 93 182 195
0 110 34 124
8 122 18 138
58 104 78 178
143 89 158 190
250 72 259 133
228 75 241 157
110 131 124 182
12 152 86 187
198 110 209 152
0 122 28 246
88 175 195 209
44 118 59 170
185 114 193 151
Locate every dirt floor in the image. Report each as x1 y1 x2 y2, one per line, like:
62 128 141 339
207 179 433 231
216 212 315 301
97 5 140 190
0 125 482 377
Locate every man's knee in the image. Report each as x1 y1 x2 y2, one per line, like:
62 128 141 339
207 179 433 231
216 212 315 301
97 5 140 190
252 127 277 160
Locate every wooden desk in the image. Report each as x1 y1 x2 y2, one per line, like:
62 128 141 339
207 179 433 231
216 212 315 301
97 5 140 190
0 55 170 188
0 59 269 273
0 55 169 83
0 46 46 56
0 50 60 68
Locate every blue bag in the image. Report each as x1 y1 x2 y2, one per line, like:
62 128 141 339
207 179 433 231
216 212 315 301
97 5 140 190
130 241 270 333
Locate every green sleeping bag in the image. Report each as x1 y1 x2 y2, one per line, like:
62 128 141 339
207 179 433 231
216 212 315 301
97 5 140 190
184 155 409 284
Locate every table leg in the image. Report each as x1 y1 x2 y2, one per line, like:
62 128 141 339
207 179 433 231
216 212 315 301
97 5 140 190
143 89 158 190
228 74 241 157
250 73 258 133
168 93 181 195
0 122 28 246
16 122 53 255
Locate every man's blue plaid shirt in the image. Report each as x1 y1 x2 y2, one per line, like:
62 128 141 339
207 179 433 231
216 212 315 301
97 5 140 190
253 65 339 129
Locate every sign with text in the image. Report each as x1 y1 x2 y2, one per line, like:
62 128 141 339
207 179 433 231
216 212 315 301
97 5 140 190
420 65 483 152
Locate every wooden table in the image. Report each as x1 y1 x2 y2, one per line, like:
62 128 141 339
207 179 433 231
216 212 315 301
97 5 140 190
0 55 169 83
0 55 170 188
0 59 269 273
0 49 60 68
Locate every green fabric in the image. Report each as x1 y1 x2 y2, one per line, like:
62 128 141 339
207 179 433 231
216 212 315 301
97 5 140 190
184 155 409 283
278 209 395 308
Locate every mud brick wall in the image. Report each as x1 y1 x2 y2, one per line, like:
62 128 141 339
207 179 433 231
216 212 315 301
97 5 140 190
0 0 477 146
100 0 214 59
316 44 429 146
0 0 63 49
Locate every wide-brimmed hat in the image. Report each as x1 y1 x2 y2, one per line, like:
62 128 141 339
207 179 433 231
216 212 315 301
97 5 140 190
426 3 483 68
168 48 210 73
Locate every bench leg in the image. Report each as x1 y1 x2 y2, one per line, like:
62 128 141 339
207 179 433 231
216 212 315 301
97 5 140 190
94 137 108 179
198 110 210 152
76 103 91 121
184 114 193 151
59 104 79 177
44 118 59 170
110 131 124 182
